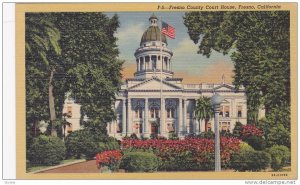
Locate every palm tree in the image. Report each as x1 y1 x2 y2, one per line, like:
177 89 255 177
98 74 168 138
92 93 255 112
26 14 61 136
195 96 214 132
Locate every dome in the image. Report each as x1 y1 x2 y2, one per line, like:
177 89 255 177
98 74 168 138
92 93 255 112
140 26 167 46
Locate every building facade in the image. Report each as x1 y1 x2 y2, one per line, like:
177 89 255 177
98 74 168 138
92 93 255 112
107 15 248 139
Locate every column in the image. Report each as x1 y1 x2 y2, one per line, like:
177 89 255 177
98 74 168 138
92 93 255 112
144 98 148 134
143 56 147 70
161 98 166 135
127 98 132 134
178 98 183 136
122 99 127 135
150 55 152 70
184 99 188 134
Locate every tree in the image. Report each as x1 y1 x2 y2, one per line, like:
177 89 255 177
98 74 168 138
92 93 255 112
183 12 290 126
26 13 63 137
54 13 123 138
195 96 214 132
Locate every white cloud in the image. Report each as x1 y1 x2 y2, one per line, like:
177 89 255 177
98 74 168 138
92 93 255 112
116 23 145 45
172 38 198 56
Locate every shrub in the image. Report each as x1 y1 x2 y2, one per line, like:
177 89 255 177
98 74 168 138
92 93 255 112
121 137 240 171
244 135 266 151
196 131 214 139
27 135 66 165
241 125 263 139
231 150 271 171
168 132 179 140
98 141 120 152
65 130 98 159
129 133 138 140
232 122 243 138
266 124 290 148
267 145 290 171
96 150 122 171
119 151 160 172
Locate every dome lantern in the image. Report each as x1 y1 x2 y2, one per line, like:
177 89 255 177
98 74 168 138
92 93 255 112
149 13 158 26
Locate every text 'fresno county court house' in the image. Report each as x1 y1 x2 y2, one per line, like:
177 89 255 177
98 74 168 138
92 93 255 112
63 14 265 139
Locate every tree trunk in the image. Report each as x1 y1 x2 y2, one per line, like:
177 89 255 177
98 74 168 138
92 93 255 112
49 69 57 137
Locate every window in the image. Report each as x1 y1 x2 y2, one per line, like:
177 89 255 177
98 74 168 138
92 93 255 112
207 123 212 132
237 106 242 117
224 106 230 117
135 108 143 119
67 124 73 133
139 124 143 133
167 108 175 118
219 122 230 132
67 106 72 117
150 108 159 118
219 106 223 117
152 60 156 69
117 122 122 133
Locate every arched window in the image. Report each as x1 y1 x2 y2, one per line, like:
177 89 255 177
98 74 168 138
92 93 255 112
150 107 159 118
167 108 175 118
135 108 143 119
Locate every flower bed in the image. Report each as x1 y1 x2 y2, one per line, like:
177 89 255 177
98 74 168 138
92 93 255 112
241 125 263 139
121 137 241 170
95 150 122 172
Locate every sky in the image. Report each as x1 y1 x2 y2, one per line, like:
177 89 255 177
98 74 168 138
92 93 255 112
106 12 234 84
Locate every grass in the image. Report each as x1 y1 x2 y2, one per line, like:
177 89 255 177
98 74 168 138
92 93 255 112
26 158 83 173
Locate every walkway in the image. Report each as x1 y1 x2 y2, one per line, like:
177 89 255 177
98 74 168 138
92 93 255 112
38 160 99 173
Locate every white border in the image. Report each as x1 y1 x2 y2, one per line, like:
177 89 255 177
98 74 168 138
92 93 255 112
2 3 16 180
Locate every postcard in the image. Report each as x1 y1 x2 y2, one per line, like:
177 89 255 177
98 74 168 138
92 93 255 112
15 2 297 180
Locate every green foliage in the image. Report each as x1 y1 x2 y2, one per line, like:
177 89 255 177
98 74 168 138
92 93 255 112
232 122 243 138
231 149 271 172
259 116 290 148
119 151 160 172
168 132 179 140
27 135 66 165
54 13 123 134
184 11 290 125
65 130 98 160
243 135 266 151
197 131 214 139
129 133 138 140
159 151 201 171
267 145 290 171
98 141 120 153
195 96 214 123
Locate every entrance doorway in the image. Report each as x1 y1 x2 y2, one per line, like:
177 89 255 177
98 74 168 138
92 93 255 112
151 122 159 134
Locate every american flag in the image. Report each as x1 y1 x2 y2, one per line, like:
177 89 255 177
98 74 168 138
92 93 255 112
161 21 175 39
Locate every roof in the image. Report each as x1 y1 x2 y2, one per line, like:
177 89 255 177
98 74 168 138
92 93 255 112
140 26 167 45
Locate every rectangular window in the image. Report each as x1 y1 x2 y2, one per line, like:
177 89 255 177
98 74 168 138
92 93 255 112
237 106 242 117
219 106 223 117
67 106 72 117
155 109 159 118
219 122 230 132
150 109 154 118
224 106 230 117
117 122 122 133
139 124 143 133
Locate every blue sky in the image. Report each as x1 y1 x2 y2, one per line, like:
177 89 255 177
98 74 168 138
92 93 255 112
106 12 234 84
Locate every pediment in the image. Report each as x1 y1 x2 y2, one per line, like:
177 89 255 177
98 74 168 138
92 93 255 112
128 78 182 91
213 84 235 91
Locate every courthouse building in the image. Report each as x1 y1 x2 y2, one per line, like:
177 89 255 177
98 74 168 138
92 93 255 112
106 15 248 139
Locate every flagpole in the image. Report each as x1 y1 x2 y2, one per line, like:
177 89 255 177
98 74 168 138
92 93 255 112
160 16 163 136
